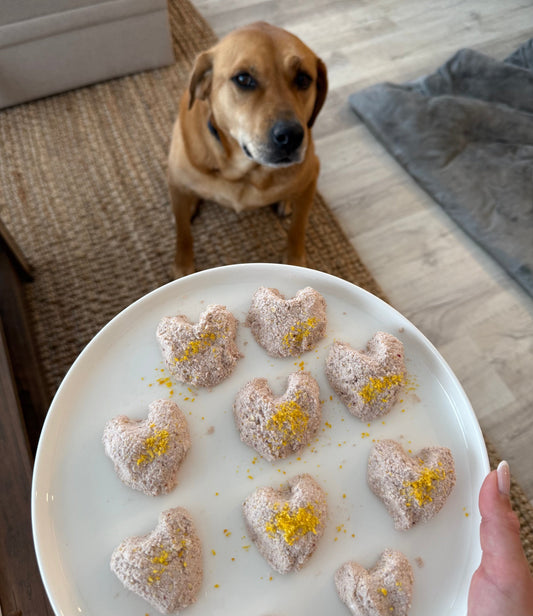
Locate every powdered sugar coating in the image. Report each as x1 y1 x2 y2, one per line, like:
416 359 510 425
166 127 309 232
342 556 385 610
335 549 414 616
156 304 241 388
233 371 321 461
242 473 327 574
367 439 456 531
246 287 327 357
103 399 190 496
325 331 406 422
111 507 202 614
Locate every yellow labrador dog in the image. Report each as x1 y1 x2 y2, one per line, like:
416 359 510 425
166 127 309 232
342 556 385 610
168 22 328 277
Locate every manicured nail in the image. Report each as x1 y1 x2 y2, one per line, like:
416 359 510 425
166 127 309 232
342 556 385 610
497 460 511 497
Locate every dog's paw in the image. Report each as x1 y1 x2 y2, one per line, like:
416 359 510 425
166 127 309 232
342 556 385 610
172 258 195 279
272 201 293 217
103 399 190 496
111 507 203 614
157 304 241 387
286 253 307 268
335 549 414 616
325 331 406 421
242 473 327 574
233 372 321 461
246 287 326 357
367 439 456 531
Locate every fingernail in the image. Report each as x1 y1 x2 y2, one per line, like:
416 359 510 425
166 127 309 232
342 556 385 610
497 460 511 497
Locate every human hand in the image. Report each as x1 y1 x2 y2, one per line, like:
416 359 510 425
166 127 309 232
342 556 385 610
468 461 533 616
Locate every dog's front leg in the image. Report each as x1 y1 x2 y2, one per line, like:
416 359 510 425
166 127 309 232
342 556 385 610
285 179 317 268
169 182 200 278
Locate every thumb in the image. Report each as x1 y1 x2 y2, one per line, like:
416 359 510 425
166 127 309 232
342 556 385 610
478 461 524 569
468 461 533 616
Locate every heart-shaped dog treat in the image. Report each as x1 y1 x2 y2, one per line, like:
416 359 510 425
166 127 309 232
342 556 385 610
233 372 321 461
103 399 190 496
335 549 414 616
111 507 203 614
367 439 456 530
157 304 241 388
243 473 327 574
246 287 327 357
325 331 406 421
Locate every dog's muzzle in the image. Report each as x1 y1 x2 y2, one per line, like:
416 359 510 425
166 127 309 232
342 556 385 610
243 119 306 167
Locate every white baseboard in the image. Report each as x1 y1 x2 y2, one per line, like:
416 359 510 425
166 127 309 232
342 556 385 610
0 0 175 109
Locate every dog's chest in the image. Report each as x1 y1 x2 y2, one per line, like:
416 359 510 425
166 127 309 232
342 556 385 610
187 164 290 213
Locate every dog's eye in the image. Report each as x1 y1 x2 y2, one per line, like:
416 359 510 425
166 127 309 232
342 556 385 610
294 71 312 90
232 72 257 90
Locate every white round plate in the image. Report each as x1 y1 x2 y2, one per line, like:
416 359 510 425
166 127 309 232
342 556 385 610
32 264 488 616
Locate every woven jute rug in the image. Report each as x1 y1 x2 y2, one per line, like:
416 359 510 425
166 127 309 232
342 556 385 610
0 0 531 572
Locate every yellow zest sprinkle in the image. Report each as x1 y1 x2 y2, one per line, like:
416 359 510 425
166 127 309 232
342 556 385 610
380 587 388 596
214 584 220 588
282 318 318 348
174 331 217 363
136 425 170 465
156 376 173 388
211 549 216 556
265 503 321 545
358 373 404 403
147 549 169 584
405 373 419 392
403 462 446 506
266 394 308 446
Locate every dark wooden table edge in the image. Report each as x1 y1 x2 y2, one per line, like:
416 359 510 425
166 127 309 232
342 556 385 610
0 223 54 615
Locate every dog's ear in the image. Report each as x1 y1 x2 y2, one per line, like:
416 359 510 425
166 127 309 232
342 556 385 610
307 57 328 128
188 51 214 109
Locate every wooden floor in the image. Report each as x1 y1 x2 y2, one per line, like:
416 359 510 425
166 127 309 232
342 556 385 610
191 0 533 503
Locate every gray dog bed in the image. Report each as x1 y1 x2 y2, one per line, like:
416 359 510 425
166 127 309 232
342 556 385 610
349 39 533 297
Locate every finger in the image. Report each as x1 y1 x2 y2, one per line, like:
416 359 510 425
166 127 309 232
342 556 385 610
479 463 522 563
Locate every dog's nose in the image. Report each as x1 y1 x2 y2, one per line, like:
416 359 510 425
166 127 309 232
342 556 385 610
270 120 304 154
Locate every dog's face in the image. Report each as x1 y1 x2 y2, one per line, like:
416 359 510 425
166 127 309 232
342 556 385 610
188 22 328 168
